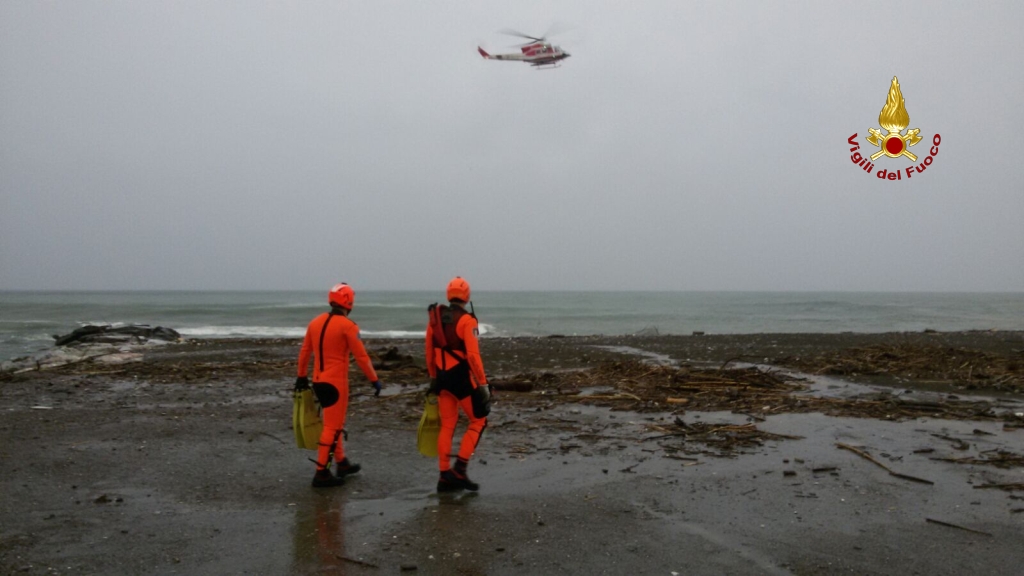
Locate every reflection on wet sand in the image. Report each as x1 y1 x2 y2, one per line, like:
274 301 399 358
292 493 351 573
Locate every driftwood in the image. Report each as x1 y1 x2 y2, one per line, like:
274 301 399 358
334 554 379 568
836 443 934 485
925 518 992 537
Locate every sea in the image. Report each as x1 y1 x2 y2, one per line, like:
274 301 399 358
1 291 1023 362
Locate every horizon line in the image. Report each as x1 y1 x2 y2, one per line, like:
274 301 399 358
2 288 1023 295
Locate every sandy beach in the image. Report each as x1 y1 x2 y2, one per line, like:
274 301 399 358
2 331 1024 575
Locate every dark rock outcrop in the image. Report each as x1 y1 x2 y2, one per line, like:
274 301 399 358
53 325 181 347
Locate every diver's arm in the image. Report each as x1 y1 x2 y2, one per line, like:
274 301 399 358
460 316 488 387
297 324 313 378
347 324 379 383
425 320 437 379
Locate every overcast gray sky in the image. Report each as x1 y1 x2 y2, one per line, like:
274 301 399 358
2 1 1022 292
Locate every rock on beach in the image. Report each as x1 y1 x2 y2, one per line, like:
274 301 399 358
0 324 180 374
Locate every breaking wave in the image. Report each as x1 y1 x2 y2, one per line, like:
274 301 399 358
361 330 426 338
177 326 307 338
177 322 500 340
178 326 435 339
255 302 423 310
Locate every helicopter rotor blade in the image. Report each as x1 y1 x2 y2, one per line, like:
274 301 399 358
541 22 569 40
499 28 545 43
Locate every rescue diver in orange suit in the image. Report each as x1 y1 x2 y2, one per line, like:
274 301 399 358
426 277 491 492
296 283 382 488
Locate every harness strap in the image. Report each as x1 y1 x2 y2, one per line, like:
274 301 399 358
318 313 336 374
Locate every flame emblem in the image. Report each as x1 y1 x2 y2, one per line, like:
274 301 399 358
865 77 922 161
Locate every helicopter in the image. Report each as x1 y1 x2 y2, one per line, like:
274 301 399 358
478 29 571 68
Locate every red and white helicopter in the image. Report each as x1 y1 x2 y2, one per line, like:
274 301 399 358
478 29 571 68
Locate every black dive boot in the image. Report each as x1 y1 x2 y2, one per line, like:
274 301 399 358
437 470 463 492
335 457 361 478
452 458 480 491
311 468 345 488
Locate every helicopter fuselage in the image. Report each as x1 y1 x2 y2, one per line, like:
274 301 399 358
478 43 570 67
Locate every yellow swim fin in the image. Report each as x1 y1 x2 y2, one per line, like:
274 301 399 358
417 394 441 457
293 388 323 450
293 389 304 448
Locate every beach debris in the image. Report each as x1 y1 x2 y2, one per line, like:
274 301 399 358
257 432 286 445
369 346 418 372
925 517 993 537
642 419 802 456
932 449 1024 469
335 554 379 568
489 359 1013 424
836 443 934 485
971 482 1024 491
778 339 1024 393
491 381 536 393
930 433 970 451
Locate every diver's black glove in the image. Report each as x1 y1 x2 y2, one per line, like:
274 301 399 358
294 376 310 391
472 384 492 417
427 378 439 396
371 380 382 397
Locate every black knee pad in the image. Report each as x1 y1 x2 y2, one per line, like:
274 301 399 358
312 382 340 408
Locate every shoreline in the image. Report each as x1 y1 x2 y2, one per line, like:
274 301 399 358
9 329 1023 394
2 331 1023 574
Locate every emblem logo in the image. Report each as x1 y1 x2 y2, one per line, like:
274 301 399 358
847 76 941 181
866 77 921 161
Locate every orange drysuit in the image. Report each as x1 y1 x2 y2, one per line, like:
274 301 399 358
298 311 377 469
426 305 487 472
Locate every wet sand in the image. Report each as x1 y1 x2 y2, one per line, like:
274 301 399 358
2 332 1024 575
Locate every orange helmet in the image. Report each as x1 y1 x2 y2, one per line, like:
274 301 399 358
446 276 470 303
328 283 354 310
